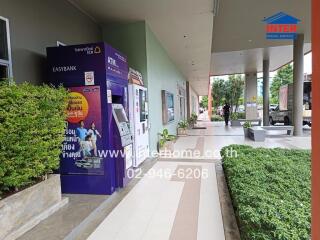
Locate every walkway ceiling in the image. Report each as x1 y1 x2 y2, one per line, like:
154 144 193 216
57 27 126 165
68 0 214 95
212 44 312 76
210 0 311 76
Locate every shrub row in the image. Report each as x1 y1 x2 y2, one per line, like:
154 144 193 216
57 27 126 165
221 145 311 240
0 82 68 197
231 112 246 120
211 115 224 122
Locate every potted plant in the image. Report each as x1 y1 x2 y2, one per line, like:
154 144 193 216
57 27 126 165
243 121 252 137
230 112 238 125
230 112 241 126
188 113 198 128
157 129 176 152
177 120 188 136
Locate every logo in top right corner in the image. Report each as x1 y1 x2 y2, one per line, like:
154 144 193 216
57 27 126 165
263 12 301 40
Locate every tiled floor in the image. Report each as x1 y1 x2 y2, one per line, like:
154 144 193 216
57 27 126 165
174 120 311 160
87 161 225 240
87 118 311 240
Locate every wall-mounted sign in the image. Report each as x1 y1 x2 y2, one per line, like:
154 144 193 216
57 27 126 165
263 12 301 40
85 71 95 85
162 90 175 124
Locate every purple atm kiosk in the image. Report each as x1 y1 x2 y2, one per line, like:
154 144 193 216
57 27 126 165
47 43 133 195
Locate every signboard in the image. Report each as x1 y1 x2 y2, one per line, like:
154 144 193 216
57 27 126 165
106 45 128 81
279 85 288 111
62 86 104 175
162 90 175 124
263 12 301 40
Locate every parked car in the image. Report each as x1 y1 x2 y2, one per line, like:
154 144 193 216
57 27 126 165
269 82 312 126
238 105 245 113
269 104 278 111
269 105 312 126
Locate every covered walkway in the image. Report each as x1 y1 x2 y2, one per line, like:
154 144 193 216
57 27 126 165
85 118 310 239
19 117 311 240
173 116 311 160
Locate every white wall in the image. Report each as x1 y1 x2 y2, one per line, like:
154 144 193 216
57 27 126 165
146 24 187 152
189 86 199 115
0 0 102 84
245 72 258 119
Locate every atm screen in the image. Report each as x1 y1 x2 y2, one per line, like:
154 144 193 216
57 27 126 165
114 108 129 123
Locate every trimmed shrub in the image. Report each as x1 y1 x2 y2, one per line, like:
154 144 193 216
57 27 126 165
231 112 246 120
211 115 223 122
0 82 68 197
238 112 246 119
221 145 311 240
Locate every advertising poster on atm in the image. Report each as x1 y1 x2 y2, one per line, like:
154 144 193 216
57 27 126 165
62 86 104 175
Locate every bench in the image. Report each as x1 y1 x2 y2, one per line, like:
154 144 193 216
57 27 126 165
248 125 294 142
248 126 266 142
261 126 294 136
231 119 262 127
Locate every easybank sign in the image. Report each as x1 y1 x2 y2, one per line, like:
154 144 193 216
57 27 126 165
263 12 301 40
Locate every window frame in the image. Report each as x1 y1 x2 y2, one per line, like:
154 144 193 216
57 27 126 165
56 41 66 47
0 16 13 79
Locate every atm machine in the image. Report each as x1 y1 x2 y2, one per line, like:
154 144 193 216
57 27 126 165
47 42 133 194
128 68 149 167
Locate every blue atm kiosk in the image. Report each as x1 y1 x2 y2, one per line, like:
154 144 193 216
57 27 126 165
47 43 133 195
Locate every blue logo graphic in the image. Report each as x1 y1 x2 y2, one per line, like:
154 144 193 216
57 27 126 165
263 12 301 40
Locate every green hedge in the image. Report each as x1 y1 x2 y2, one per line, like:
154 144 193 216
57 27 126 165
0 82 68 196
231 112 246 120
221 145 311 240
211 115 224 121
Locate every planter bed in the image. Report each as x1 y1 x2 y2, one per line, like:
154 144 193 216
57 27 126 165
231 119 261 126
0 175 68 240
177 127 187 136
221 145 311 240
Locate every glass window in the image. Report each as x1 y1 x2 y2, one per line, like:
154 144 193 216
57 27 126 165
0 17 12 81
139 89 147 122
167 92 175 122
0 18 8 61
0 65 8 79
161 90 175 124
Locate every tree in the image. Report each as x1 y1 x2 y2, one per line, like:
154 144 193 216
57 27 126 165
211 75 244 113
212 79 225 109
200 96 208 109
223 75 244 113
270 64 293 104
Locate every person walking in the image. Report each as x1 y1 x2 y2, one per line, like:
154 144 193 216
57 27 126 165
223 103 231 126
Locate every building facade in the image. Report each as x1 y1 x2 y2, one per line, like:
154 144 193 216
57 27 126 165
0 0 199 153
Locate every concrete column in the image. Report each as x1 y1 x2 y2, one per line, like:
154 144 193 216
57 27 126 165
263 59 270 126
293 34 304 136
186 81 191 119
245 72 258 120
208 81 213 120
312 0 320 236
